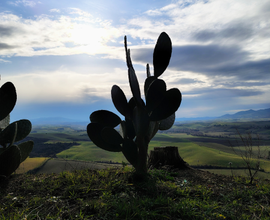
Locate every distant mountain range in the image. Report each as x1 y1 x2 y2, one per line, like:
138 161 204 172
176 108 270 122
31 117 88 127
217 108 270 120
30 108 270 126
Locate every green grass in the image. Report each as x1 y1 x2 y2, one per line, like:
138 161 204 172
15 157 49 174
57 142 129 163
55 133 270 173
1 167 270 219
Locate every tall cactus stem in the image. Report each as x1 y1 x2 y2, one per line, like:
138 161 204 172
136 135 149 174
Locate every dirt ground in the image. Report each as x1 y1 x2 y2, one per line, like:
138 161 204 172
30 158 130 174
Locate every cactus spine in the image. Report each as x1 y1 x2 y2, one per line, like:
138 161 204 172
0 81 33 178
87 32 181 175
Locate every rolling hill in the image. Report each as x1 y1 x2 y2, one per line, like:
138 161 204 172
218 108 270 120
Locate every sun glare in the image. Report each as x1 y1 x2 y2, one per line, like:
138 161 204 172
70 25 109 53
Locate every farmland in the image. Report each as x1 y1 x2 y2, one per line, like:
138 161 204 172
15 157 48 174
19 120 270 177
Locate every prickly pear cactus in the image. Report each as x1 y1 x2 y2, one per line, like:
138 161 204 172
87 32 181 175
0 114 10 130
0 81 34 178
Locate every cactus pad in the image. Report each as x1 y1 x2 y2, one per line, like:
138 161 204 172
111 85 129 117
18 140 34 163
159 113 176 130
0 119 32 145
87 123 122 152
0 82 17 121
0 145 21 177
90 110 121 127
153 32 172 78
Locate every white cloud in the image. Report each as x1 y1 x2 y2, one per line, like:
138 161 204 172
69 8 92 17
9 0 40 7
0 11 122 57
5 67 132 103
50 9 60 13
124 0 270 60
2 0 269 61
0 58 11 63
144 9 162 16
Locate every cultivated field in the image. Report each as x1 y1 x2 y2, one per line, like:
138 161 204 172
20 121 270 177
15 157 48 174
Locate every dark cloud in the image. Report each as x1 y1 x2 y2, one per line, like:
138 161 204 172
184 88 263 99
211 59 270 80
0 25 24 38
178 87 265 117
259 1 270 14
132 44 269 80
193 22 254 42
132 44 248 69
220 80 270 87
0 43 15 50
170 44 248 69
0 25 15 37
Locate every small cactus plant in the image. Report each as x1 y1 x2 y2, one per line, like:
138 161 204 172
0 81 34 178
87 32 181 176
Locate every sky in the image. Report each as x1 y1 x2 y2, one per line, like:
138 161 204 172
0 0 269 122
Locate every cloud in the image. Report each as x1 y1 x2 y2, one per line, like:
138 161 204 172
184 88 263 98
9 0 40 7
193 21 255 42
124 0 270 59
131 44 270 81
50 9 60 13
1 0 270 118
144 9 163 16
210 59 270 80
0 11 122 57
0 42 16 50
176 86 268 117
174 78 203 84
0 58 11 63
69 8 92 17
3 62 131 104
0 25 17 37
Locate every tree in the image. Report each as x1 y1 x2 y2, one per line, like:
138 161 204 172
229 130 266 184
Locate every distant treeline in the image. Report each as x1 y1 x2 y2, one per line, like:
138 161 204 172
28 140 80 158
15 137 80 158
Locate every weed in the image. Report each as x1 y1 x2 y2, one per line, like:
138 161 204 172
0 167 269 219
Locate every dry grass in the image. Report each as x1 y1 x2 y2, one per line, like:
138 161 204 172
15 157 49 174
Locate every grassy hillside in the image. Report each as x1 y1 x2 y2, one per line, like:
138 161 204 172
26 124 270 175
57 141 128 162
54 133 270 172
15 157 48 174
2 167 270 219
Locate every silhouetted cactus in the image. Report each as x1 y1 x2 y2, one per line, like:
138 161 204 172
0 81 33 178
87 32 181 175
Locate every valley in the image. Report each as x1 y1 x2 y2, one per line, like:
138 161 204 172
17 120 270 178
